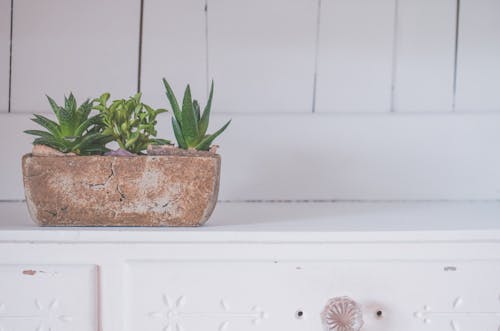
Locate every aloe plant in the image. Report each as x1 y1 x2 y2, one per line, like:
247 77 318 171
94 92 169 154
24 94 111 155
163 79 230 151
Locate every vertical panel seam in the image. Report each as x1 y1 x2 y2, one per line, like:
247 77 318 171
452 0 461 111
7 0 13 113
137 0 145 93
205 0 209 98
389 0 399 112
312 0 322 114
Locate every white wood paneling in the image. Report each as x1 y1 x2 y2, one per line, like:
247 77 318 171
455 0 500 112
0 264 97 330
3 113 500 201
393 0 456 112
210 113 500 200
316 0 396 112
207 0 317 113
141 0 207 108
10 0 140 113
0 0 10 112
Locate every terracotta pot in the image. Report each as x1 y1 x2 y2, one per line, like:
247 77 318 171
22 149 221 226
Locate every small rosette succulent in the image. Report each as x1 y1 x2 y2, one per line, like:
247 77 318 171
24 93 111 155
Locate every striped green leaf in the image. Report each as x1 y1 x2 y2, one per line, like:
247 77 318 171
31 115 61 137
180 85 199 146
172 117 187 149
194 120 231 151
24 130 55 139
163 79 182 123
199 80 214 137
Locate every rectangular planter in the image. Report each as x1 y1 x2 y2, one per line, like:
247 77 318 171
22 152 221 226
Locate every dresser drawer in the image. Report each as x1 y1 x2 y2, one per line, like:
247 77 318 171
0 264 98 331
127 261 500 331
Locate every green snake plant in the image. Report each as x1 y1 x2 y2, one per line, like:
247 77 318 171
163 79 230 151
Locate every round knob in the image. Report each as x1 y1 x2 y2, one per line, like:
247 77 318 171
321 296 364 331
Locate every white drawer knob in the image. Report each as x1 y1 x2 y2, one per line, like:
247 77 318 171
321 296 364 331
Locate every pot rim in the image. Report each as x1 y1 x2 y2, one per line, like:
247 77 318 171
23 151 221 159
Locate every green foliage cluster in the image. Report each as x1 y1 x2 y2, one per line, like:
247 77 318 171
163 79 230 151
25 79 230 155
94 92 169 154
24 94 112 155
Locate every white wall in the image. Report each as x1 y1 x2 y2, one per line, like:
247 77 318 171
1 0 500 201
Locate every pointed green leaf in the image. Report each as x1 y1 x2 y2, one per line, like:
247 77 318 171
78 99 93 123
71 132 105 152
46 95 61 120
98 92 110 105
33 137 68 152
162 78 182 123
31 115 61 137
65 93 77 112
199 80 214 137
125 131 140 148
172 117 187 149
194 120 231 151
132 92 142 102
75 114 103 136
193 100 201 122
94 134 114 145
24 130 55 139
58 106 75 135
180 85 199 146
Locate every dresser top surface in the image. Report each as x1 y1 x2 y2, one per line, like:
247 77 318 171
0 201 499 243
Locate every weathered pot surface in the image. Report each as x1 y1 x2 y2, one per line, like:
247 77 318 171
22 149 221 227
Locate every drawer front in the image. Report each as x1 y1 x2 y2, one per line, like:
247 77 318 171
126 261 500 331
0 264 97 331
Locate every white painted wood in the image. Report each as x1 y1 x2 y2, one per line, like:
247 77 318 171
207 0 317 113
1 204 500 331
0 0 10 112
0 264 97 330
10 0 140 113
2 201 500 242
455 0 500 111
212 113 500 200
128 261 500 331
99 263 126 331
316 0 396 112
141 0 207 108
393 0 456 112
0 114 35 200
3 113 500 201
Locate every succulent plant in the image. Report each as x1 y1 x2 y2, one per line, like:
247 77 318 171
163 79 230 151
94 92 169 154
24 94 112 155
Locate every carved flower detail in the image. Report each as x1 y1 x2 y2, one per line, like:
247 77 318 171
149 295 268 331
0 299 72 331
149 295 187 331
321 297 364 331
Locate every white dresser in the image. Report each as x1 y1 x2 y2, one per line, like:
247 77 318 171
0 201 499 331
